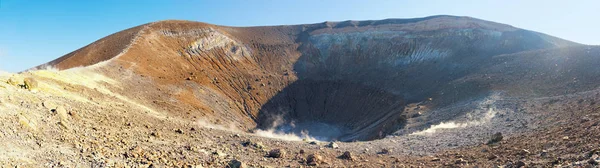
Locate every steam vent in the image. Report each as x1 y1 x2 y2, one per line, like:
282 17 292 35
3 15 600 167
37 15 595 141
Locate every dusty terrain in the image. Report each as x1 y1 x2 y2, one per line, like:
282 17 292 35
1 15 600 167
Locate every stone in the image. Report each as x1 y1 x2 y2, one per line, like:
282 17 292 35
431 157 441 161
56 106 69 120
23 78 38 91
175 129 184 134
487 132 503 144
587 148 600 157
588 158 598 165
6 76 22 86
306 154 322 166
227 159 244 168
339 151 354 161
515 160 526 167
540 150 548 157
58 120 70 130
43 101 59 111
327 142 339 149
18 113 37 132
56 106 70 129
254 142 264 149
151 132 160 138
242 139 264 149
68 110 79 120
212 151 226 157
379 148 391 154
455 158 467 164
519 149 531 155
268 149 285 158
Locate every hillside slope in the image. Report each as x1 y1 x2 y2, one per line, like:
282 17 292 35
2 16 598 167
38 16 585 141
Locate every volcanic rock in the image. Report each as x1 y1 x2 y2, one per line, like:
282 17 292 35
487 132 503 144
23 78 38 91
268 149 285 158
4 15 600 167
379 149 391 154
227 159 244 168
307 154 322 166
327 142 339 149
339 151 354 161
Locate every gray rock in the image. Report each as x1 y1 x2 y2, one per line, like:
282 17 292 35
379 148 391 154
327 142 339 149
515 160 526 167
487 132 503 144
455 158 467 164
242 139 264 149
23 77 38 91
268 149 285 158
588 158 598 165
307 154 322 166
339 151 354 161
227 159 244 168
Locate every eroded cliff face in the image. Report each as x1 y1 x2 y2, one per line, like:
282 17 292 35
255 16 578 141
38 16 586 141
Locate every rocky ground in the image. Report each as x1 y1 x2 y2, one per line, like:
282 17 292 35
2 16 600 167
1 67 599 167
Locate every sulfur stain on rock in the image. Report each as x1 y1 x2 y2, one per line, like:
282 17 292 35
56 106 71 130
18 112 38 132
6 76 23 87
23 78 39 91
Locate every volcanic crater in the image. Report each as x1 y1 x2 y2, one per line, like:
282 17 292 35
39 15 587 142
4 15 600 167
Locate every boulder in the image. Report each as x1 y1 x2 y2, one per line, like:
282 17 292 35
268 149 285 158
379 148 391 154
6 76 22 86
327 142 339 149
339 151 354 161
487 132 503 144
56 106 70 130
307 154 322 166
242 139 264 149
227 159 244 168
455 158 467 164
23 77 38 91
515 160 526 167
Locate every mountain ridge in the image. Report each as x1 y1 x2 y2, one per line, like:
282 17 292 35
2 15 600 167
36 15 579 71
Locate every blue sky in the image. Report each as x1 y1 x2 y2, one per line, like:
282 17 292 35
0 0 598 72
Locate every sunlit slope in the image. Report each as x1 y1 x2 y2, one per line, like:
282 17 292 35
31 16 590 141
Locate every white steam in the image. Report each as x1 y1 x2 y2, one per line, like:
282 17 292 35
411 108 497 135
254 115 323 141
194 118 321 142
254 129 319 142
411 94 500 135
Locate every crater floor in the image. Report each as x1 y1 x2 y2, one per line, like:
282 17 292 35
2 16 600 167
